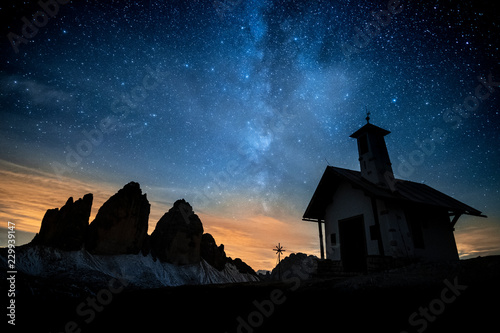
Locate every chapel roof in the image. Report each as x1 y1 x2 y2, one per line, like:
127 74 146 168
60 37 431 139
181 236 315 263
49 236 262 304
303 166 484 221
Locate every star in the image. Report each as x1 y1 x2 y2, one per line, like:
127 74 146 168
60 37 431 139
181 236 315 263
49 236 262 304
0 0 498 270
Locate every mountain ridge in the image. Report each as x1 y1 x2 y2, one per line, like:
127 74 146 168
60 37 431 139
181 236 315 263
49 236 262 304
2 181 258 288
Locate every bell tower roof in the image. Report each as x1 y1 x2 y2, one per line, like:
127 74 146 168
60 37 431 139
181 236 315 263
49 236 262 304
349 117 394 189
349 122 391 139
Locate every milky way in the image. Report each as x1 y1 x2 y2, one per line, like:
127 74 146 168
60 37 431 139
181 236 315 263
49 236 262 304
1 0 499 268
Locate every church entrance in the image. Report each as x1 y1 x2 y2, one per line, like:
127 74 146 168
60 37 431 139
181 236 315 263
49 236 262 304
339 215 367 272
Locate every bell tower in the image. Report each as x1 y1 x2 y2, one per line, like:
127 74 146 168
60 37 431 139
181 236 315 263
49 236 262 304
349 113 395 190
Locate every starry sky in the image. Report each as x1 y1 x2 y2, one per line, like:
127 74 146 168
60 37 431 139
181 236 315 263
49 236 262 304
1 0 499 270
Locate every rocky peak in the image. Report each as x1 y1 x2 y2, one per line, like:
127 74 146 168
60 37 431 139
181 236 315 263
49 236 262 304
86 181 150 255
32 193 93 251
150 199 204 265
29 183 256 275
200 233 227 270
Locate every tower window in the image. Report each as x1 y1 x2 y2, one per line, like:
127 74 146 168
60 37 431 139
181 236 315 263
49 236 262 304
358 134 369 154
330 233 336 246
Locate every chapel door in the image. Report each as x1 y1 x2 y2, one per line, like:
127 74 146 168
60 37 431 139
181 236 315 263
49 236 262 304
339 215 367 272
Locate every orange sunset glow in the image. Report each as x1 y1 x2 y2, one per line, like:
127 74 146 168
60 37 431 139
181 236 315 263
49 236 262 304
1 158 499 271
2 1 500 331
0 159 320 271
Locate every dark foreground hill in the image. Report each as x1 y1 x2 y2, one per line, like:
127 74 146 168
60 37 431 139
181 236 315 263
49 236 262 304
4 255 500 333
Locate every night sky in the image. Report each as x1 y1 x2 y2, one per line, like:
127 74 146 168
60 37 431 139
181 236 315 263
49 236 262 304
1 0 499 270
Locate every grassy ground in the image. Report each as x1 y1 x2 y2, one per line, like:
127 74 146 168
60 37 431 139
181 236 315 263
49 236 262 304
7 256 500 333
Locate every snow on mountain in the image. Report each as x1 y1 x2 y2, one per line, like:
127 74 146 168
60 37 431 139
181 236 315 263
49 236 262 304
1 185 260 291
2 245 259 289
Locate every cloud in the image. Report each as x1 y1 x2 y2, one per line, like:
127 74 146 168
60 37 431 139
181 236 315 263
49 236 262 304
0 227 36 248
3 157 497 271
1 75 74 107
0 159 319 271
455 218 500 259
0 159 119 233
200 212 319 271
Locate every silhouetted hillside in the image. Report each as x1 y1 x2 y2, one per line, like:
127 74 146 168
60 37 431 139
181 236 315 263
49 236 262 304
2 256 499 332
